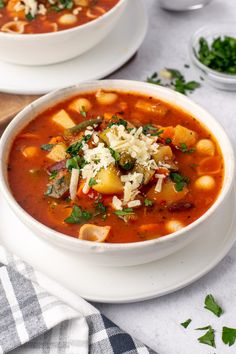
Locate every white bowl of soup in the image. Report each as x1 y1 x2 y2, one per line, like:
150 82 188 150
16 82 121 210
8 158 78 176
0 0 128 66
0 80 234 266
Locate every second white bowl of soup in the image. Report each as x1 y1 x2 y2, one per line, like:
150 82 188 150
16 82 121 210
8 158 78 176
0 0 128 65
0 80 234 266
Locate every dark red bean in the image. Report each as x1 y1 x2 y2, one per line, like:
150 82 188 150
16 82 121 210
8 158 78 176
168 201 194 212
47 159 66 173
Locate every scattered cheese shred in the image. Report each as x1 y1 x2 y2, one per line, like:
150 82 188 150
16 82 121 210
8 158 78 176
127 200 141 208
112 196 122 210
69 168 80 200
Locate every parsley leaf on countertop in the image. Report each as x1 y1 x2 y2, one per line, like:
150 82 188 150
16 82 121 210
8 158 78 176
204 294 223 317
222 327 236 347
181 319 192 328
197 326 216 348
146 68 200 95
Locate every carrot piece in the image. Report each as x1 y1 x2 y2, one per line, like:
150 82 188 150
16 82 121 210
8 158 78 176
77 180 87 198
7 0 25 18
138 224 160 233
21 146 38 158
160 126 175 140
49 136 64 144
104 113 113 122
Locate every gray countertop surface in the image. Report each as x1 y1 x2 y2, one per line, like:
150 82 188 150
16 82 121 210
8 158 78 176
94 1 236 353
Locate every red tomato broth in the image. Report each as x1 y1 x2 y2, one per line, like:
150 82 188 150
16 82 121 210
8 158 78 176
7 91 224 243
0 0 119 34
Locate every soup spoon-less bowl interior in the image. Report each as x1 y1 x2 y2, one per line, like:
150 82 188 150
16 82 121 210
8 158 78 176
0 80 234 266
0 0 128 66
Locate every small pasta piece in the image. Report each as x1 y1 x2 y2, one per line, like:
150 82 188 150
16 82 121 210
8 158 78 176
166 220 184 233
196 139 215 156
96 90 118 105
69 98 92 113
22 146 38 158
195 175 216 191
86 6 105 19
79 224 111 242
58 14 77 26
1 21 27 34
197 156 222 175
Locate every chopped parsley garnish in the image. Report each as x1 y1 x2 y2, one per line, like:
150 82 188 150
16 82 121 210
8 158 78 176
0 0 5 8
66 156 81 171
204 294 223 317
114 208 134 216
222 327 236 347
181 319 192 328
25 13 35 21
80 107 87 118
170 172 190 192
144 199 153 207
108 118 128 128
66 135 91 157
94 201 107 219
40 143 54 151
197 36 236 74
49 170 58 180
165 138 172 144
142 124 164 136
179 142 195 154
51 0 73 11
109 148 120 162
197 326 216 348
146 69 200 95
89 178 97 187
64 205 92 224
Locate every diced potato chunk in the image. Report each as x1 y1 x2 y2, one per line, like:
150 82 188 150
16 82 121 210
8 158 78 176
68 98 92 113
79 224 111 242
153 145 173 163
135 100 168 116
47 143 67 162
52 109 75 129
172 125 197 147
22 146 38 158
147 180 188 204
92 165 123 194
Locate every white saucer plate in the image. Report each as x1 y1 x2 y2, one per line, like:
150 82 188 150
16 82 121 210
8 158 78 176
0 0 147 95
0 188 235 304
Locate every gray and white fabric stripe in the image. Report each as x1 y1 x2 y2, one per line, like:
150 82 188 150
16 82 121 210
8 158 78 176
0 246 156 354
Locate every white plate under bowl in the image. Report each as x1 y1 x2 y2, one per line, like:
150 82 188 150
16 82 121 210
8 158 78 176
0 0 147 95
0 188 235 304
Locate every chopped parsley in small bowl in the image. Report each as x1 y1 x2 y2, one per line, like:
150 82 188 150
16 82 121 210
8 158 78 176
190 22 236 91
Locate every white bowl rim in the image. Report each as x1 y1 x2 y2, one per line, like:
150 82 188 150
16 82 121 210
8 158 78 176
0 79 234 251
0 0 127 39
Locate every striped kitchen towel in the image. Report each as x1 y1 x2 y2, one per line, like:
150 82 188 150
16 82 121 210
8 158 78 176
0 246 156 354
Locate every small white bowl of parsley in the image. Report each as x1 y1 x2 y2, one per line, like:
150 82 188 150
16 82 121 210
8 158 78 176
190 22 236 90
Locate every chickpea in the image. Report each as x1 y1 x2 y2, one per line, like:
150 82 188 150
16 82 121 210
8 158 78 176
166 220 184 233
58 14 77 26
195 175 216 191
196 139 215 156
96 90 118 105
69 98 92 113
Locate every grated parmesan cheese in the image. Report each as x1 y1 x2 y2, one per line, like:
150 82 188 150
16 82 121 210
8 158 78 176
127 200 141 208
112 196 122 210
154 174 166 193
